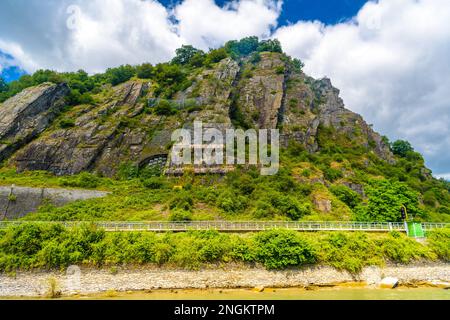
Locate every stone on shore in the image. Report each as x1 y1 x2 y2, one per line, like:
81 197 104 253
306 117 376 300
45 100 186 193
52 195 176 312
252 286 265 292
379 277 399 288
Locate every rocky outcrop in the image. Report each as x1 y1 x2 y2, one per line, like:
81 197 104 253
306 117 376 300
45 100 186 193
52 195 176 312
236 52 286 129
1 54 397 177
313 78 394 162
281 76 394 162
0 82 69 162
313 196 332 213
0 185 109 220
13 81 147 176
181 57 239 124
379 277 399 288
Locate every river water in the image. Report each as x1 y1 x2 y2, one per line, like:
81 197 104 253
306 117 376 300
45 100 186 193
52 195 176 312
72 286 449 300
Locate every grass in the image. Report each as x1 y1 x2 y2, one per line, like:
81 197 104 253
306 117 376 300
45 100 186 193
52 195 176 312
46 277 62 298
0 223 447 273
0 159 449 223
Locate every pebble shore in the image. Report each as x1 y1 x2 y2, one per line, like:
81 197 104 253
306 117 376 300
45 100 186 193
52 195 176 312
1 263 449 297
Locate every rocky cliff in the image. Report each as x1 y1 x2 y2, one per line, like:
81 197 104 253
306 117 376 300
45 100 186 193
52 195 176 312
0 52 394 177
0 82 69 162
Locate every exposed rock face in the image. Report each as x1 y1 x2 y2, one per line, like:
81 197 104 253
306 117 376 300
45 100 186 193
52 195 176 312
0 82 69 162
342 182 365 197
181 57 239 124
314 78 393 162
281 76 394 162
2 53 396 177
313 196 332 213
13 81 147 176
237 52 285 129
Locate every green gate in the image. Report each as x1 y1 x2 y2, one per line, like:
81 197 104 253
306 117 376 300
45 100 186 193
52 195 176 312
407 222 425 238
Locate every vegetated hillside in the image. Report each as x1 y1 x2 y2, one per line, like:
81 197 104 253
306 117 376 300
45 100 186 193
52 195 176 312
0 37 449 223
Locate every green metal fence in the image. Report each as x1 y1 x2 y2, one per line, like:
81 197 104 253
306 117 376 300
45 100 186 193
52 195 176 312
0 221 448 233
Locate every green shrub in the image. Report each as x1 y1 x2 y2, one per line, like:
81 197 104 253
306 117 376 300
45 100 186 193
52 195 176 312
142 177 166 189
136 63 154 79
169 193 194 211
117 162 139 180
272 195 310 220
257 39 283 53
169 209 193 221
153 100 176 116
59 118 76 129
249 52 261 64
0 223 448 272
391 140 414 158
319 232 381 273
423 190 437 207
106 65 136 86
297 184 313 196
153 241 173 266
205 48 228 64
322 167 343 182
380 232 434 263
171 45 204 65
254 230 316 269
427 228 450 261
275 66 285 75
274 169 296 192
330 185 361 209
139 165 162 180
66 90 94 106
60 172 100 189
217 190 247 213
253 200 277 218
231 175 255 195
354 179 424 222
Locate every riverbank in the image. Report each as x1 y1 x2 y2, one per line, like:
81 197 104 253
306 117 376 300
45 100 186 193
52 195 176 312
1 262 449 298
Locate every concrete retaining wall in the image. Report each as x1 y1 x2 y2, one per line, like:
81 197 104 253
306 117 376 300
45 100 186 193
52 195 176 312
0 185 109 220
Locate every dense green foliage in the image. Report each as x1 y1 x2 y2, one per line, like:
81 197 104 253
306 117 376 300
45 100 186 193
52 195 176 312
0 37 297 105
254 229 316 269
330 185 361 209
0 137 448 223
426 228 450 261
224 37 283 59
0 38 448 224
136 63 154 79
171 45 205 65
0 224 446 272
153 99 177 116
391 140 414 158
106 65 135 86
355 179 424 222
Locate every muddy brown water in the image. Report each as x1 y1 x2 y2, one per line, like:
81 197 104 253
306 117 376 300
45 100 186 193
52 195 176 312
5 286 448 300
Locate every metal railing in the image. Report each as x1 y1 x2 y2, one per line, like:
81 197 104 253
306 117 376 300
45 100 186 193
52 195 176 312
420 222 448 231
0 221 448 233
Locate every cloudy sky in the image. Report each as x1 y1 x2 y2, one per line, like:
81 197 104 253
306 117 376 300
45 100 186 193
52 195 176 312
0 0 449 179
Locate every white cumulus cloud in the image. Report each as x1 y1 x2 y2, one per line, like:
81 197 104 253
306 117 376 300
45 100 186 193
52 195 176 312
0 0 449 177
0 0 281 73
274 0 450 176
174 0 281 50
